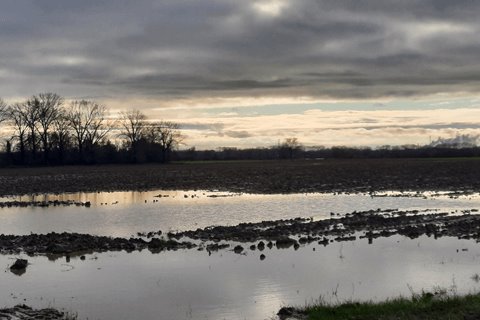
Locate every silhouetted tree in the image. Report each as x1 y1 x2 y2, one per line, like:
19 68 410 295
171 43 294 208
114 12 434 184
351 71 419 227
119 109 147 162
22 97 41 161
0 99 8 123
8 103 29 164
35 93 63 164
278 137 303 159
0 99 11 165
51 109 71 164
66 100 111 163
145 121 183 162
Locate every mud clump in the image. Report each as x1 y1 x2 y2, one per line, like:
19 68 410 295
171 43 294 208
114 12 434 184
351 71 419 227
277 306 306 320
0 305 70 320
233 245 244 254
0 232 195 256
10 258 28 270
9 259 28 276
275 237 298 249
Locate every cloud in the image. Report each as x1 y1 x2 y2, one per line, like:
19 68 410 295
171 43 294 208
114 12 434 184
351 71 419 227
2 1 480 102
179 122 225 131
223 130 252 138
173 107 480 149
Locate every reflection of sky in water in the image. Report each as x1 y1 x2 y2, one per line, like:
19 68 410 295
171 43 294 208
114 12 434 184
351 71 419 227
2 191 480 319
1 235 480 320
1 191 480 236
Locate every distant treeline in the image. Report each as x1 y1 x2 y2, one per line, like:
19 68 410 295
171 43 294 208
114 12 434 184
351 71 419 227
1 128 479 166
174 145 480 161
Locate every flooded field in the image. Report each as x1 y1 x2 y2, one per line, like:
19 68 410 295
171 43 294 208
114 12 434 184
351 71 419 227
2 190 480 319
2 235 480 320
1 190 480 236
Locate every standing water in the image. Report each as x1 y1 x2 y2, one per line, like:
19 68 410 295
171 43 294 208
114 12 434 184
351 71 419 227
1 190 480 319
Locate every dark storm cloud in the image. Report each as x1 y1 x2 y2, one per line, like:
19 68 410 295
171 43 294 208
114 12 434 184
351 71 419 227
2 0 480 100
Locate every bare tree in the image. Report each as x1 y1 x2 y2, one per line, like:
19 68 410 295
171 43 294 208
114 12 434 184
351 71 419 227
22 97 41 159
118 109 147 161
34 93 63 163
145 121 183 162
0 99 8 124
51 107 71 164
278 137 303 159
8 103 29 163
84 104 110 148
66 100 111 162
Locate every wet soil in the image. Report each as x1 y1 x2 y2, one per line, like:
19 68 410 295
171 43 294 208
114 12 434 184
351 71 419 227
172 209 480 245
2 158 480 196
0 305 72 320
0 232 195 256
2 209 480 256
0 200 90 208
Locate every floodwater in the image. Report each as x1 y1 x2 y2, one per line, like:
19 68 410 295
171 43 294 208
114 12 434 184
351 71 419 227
2 236 480 320
2 191 480 319
0 190 480 236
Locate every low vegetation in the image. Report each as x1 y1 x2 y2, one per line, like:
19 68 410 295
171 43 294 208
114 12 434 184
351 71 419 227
280 292 480 320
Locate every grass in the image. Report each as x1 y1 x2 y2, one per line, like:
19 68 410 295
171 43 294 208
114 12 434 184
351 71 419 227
301 291 480 320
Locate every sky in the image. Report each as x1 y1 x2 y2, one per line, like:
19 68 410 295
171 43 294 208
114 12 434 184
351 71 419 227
2 0 480 149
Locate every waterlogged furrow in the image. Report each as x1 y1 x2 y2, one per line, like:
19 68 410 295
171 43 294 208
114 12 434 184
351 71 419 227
2 209 480 256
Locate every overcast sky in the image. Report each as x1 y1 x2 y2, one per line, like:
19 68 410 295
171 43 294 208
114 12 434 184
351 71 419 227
2 0 480 148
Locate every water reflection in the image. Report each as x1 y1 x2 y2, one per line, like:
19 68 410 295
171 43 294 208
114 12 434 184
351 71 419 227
9 268 26 277
1 190 240 206
1 191 480 319
1 235 479 320
1 191 480 237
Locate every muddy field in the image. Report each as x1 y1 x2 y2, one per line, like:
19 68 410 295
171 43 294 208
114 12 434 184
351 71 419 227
2 209 480 257
1 158 480 196
3 158 480 319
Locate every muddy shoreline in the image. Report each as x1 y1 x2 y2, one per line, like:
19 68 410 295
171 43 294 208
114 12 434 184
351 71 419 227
2 209 480 257
2 158 480 196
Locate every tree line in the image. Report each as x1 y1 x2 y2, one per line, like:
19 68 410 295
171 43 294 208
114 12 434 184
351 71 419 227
0 93 478 167
175 144 480 161
0 93 182 165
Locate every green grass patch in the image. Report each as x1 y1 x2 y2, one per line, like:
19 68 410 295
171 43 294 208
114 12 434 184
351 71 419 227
301 292 480 320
